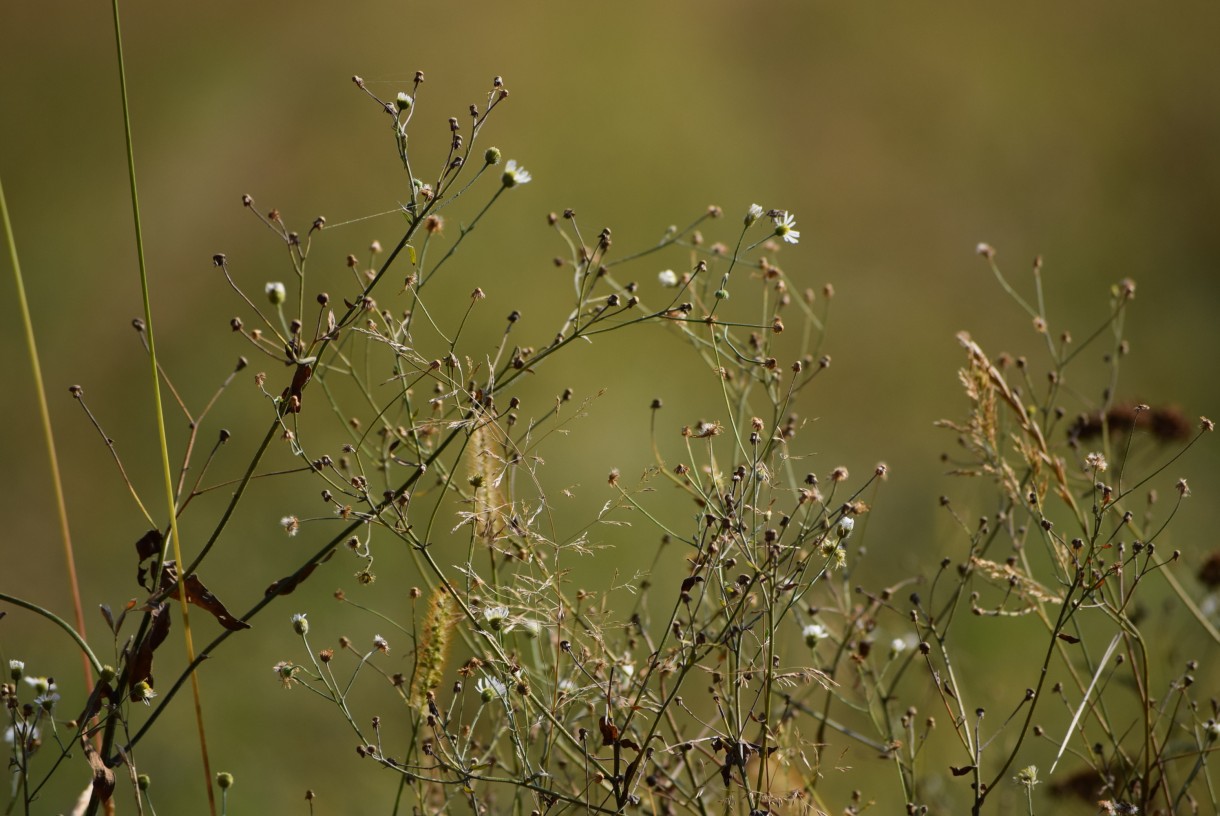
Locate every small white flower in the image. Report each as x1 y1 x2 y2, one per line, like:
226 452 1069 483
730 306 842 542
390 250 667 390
483 605 512 632
803 623 829 647
475 676 508 702
395 91 413 111
772 212 800 245
657 269 679 288
1205 720 1220 740
291 613 309 636
4 723 39 750
890 638 908 655
744 203 764 226
836 516 855 540
265 281 287 305
1085 452 1108 472
502 159 532 188
132 680 157 706
373 634 390 653
8 660 23 681
23 676 54 696
280 515 300 536
514 619 542 639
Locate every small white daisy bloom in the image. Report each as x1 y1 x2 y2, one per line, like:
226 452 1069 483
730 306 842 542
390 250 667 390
836 516 855 540
4 723 39 750
475 676 508 702
502 160 531 188
772 212 800 244
657 269 679 287
291 613 309 635
803 623 829 647
8 660 23 681
744 203 764 226
483 605 512 632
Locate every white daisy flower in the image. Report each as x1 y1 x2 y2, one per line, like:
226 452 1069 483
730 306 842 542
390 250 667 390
803 623 829 647
836 516 855 540
657 269 679 288
502 160 532 188
483 605 512 631
475 676 508 702
772 212 800 245
744 203 764 226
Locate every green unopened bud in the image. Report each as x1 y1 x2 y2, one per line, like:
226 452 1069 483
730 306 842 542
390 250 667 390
137 774 151 791
216 772 234 790
100 665 117 684
292 613 309 636
484 146 502 166
395 92 413 111
714 289 729 300
8 660 23 681
265 282 287 305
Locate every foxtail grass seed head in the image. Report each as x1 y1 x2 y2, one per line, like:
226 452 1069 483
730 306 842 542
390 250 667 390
501 159 531 187
266 281 287 305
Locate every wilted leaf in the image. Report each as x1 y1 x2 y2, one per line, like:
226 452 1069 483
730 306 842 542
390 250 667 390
134 529 163 562
128 602 170 692
950 764 975 776
598 715 619 747
1057 633 1081 644
99 604 115 633
182 574 250 631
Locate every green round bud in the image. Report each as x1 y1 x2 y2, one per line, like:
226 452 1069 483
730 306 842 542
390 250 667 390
216 772 234 790
395 92 413 111
100 665 117 684
265 281 287 305
714 289 729 300
292 613 309 636
137 774 151 791
484 147 502 166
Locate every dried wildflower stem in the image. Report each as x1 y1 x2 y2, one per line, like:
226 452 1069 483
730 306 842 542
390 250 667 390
0 174 93 694
106 1 213 813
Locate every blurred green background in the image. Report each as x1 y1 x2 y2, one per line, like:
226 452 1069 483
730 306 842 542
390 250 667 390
3 2 1219 813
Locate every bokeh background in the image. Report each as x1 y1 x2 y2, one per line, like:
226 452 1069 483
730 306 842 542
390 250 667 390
3 2 1219 813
